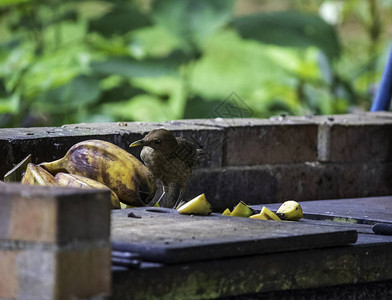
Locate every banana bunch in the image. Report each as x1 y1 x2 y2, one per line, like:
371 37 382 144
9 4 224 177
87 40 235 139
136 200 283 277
55 173 121 209
40 140 156 206
20 162 123 209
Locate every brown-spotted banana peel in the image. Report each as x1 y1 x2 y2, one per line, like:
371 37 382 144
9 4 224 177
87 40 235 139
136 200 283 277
55 172 121 209
21 163 58 186
40 140 156 206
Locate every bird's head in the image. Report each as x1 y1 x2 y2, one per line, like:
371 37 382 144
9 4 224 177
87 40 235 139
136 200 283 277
130 129 179 156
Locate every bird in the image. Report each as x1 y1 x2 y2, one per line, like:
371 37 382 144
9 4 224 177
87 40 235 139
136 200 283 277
129 129 198 208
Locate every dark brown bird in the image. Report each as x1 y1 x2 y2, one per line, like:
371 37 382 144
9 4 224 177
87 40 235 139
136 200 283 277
130 129 198 208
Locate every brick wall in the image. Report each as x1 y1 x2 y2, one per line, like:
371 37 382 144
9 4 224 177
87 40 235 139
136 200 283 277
0 184 111 300
1 112 391 211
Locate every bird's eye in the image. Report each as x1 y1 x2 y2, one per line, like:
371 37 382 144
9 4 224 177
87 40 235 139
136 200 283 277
154 138 161 144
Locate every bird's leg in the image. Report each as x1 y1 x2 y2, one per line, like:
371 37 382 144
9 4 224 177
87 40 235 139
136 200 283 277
159 182 181 208
173 187 186 209
156 186 166 206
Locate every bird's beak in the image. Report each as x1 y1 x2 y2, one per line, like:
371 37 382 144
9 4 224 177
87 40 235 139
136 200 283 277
129 140 144 147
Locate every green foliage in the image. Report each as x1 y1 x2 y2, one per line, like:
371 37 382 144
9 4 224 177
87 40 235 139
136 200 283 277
0 0 389 127
234 11 341 60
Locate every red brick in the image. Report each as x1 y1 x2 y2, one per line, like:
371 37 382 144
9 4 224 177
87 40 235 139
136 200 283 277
0 183 110 243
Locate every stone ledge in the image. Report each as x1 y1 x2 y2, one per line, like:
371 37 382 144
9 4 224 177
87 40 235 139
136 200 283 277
1 113 392 178
1 113 391 207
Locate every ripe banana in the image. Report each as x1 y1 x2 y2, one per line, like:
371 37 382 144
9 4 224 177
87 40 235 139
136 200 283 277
276 200 303 221
177 193 212 215
40 140 156 206
21 163 58 186
55 172 121 209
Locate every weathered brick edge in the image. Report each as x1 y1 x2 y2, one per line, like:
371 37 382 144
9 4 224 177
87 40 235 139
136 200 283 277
0 184 111 300
0 112 391 210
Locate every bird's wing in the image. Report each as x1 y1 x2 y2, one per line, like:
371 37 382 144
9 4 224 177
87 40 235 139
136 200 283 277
174 137 198 168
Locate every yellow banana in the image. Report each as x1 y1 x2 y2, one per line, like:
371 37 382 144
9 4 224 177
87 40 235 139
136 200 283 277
40 140 156 206
55 172 121 209
21 163 58 186
276 200 303 221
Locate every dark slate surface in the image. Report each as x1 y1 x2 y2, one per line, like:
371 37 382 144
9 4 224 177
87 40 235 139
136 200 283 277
111 207 357 264
254 196 392 225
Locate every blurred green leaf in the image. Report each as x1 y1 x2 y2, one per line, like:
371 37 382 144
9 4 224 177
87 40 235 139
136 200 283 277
91 51 189 78
98 81 144 104
183 96 226 118
103 94 175 121
37 75 100 110
0 0 30 8
233 11 341 60
89 2 151 37
152 0 235 50
318 51 333 84
0 94 19 114
191 30 289 100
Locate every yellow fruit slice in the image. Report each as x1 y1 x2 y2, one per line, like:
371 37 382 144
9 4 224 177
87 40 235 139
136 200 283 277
260 206 281 221
222 208 231 216
250 213 268 220
120 202 128 209
231 201 253 217
177 193 212 215
276 200 303 221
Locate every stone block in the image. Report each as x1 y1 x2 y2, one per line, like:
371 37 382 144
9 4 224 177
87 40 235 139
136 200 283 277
0 244 111 300
274 162 392 202
0 250 18 299
0 183 111 243
199 118 318 166
186 166 276 211
320 123 392 162
288 113 392 163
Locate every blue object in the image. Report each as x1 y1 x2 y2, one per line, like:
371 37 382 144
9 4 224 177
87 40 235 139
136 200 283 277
371 44 392 111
